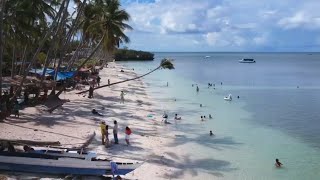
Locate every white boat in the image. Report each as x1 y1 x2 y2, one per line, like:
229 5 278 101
239 58 255 63
0 151 141 176
224 94 232 101
204 56 211 59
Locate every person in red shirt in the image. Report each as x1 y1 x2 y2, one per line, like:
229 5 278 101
125 127 132 145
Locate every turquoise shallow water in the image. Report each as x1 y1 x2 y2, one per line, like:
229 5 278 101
119 52 320 179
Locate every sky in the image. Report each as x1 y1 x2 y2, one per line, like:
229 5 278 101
118 0 320 52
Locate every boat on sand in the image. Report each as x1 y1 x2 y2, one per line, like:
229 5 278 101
0 151 141 176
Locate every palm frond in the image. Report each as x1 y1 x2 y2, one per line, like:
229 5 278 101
160 59 175 69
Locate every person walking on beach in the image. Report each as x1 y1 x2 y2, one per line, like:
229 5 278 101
108 79 110 85
125 126 132 145
88 86 94 98
100 121 107 145
13 100 20 118
120 91 126 103
113 120 119 144
97 76 101 86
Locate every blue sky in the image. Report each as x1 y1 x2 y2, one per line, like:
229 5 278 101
119 0 320 52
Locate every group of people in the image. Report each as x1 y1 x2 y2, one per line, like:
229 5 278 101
200 114 212 121
100 120 132 146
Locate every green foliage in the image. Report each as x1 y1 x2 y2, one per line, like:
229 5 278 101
160 58 175 69
37 52 47 65
114 49 154 61
82 0 133 52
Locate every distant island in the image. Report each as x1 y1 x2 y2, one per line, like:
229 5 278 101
114 49 154 61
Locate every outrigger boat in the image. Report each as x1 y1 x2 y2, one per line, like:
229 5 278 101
0 151 141 176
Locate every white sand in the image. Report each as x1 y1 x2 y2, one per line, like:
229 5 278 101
0 62 200 180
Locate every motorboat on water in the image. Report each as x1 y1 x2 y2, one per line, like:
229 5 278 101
224 94 232 101
204 56 211 59
239 58 255 63
0 150 141 176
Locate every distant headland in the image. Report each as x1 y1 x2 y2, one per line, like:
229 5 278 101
114 49 154 61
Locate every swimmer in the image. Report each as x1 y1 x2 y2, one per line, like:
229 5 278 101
237 96 240 99
174 114 181 120
201 116 204 121
275 159 283 167
210 130 214 136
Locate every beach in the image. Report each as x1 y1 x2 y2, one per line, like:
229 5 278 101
0 62 189 180
1 52 320 180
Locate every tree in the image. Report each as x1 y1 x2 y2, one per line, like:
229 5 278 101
76 59 174 94
0 0 5 99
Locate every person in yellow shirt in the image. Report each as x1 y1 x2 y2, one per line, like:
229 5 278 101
100 121 108 145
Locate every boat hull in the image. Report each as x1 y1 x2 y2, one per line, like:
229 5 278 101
239 60 255 63
0 155 138 176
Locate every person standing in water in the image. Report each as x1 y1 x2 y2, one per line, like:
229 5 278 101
120 91 126 103
167 82 169 87
210 130 214 136
275 159 283 167
196 86 199 92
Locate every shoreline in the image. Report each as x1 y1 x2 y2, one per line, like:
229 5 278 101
0 62 178 179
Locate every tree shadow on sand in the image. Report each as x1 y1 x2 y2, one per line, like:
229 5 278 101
147 152 236 178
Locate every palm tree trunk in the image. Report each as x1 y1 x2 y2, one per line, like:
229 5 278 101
0 0 6 99
55 34 105 97
11 43 16 78
76 66 161 94
10 0 67 101
66 37 84 70
18 45 27 75
40 48 52 85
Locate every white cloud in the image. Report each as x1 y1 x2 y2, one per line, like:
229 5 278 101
253 34 268 45
122 0 320 51
205 30 247 47
278 11 320 30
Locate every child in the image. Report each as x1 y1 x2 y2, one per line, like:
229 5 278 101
125 127 132 145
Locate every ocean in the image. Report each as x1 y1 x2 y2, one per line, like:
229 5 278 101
119 52 320 180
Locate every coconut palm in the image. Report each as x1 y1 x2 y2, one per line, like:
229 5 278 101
82 0 132 60
76 58 174 94
0 0 5 99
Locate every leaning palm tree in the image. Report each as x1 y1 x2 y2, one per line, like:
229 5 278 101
76 58 174 94
55 0 132 97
